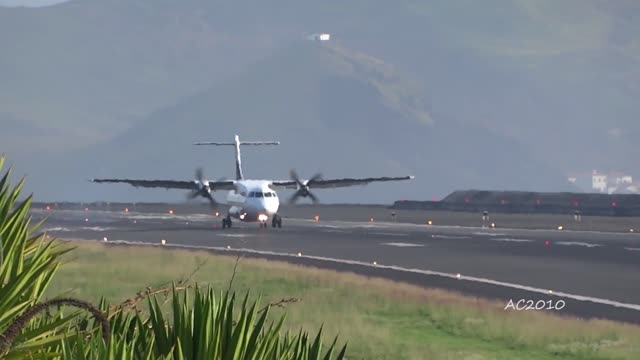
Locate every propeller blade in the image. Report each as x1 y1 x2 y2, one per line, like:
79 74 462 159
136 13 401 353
290 169 303 186
203 191 218 208
195 167 204 181
187 190 200 199
288 169 322 204
308 172 323 184
288 192 300 204
308 191 319 204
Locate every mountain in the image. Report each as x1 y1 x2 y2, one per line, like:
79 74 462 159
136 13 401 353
1 0 638 202
48 41 571 204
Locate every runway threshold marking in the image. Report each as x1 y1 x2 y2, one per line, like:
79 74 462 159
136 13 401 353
98 239 640 312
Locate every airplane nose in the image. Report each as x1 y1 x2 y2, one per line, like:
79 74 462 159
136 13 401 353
262 199 279 214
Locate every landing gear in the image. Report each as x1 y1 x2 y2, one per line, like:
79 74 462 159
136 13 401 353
222 215 233 229
271 214 282 228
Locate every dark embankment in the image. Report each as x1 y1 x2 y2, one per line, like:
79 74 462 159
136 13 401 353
393 190 640 217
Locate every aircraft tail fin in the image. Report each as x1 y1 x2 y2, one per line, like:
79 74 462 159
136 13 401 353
193 135 280 180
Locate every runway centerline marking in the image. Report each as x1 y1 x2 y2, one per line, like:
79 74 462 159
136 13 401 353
381 242 424 247
371 232 408 237
556 241 602 248
96 239 640 313
431 235 470 239
625 247 640 252
491 238 534 243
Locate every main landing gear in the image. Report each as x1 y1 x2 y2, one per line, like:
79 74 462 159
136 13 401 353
222 215 233 229
271 214 282 228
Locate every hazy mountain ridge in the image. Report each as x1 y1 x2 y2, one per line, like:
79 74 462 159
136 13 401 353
1 0 637 201
61 40 571 204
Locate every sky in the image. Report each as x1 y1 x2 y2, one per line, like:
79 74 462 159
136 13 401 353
0 0 69 7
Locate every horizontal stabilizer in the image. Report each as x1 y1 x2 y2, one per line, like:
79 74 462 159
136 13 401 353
193 141 280 146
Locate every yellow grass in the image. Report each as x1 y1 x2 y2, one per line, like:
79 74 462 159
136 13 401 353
49 240 640 359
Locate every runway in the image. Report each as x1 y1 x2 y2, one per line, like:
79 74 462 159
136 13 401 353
34 205 640 324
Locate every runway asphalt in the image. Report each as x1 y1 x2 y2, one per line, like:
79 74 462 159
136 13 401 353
32 204 640 324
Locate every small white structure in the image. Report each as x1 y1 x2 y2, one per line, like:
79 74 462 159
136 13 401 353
616 175 633 185
592 171 608 193
309 33 331 41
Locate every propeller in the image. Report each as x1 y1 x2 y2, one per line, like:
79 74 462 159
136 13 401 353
188 167 218 208
288 169 322 204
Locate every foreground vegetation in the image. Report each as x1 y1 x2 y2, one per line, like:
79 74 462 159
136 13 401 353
0 155 345 359
52 241 640 360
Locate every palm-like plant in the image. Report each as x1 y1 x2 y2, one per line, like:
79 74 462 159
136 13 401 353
63 287 346 359
0 154 348 359
0 154 89 358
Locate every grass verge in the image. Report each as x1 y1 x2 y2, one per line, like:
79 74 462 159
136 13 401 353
49 240 640 360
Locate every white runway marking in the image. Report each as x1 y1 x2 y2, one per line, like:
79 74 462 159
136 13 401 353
322 229 350 233
555 242 602 248
215 233 254 238
371 232 408 237
431 235 470 239
625 247 640 252
381 242 424 247
44 226 113 232
96 239 640 312
128 214 213 221
491 238 534 243
473 232 506 236
44 227 73 232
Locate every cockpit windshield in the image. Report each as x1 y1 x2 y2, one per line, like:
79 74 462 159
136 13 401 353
248 191 277 198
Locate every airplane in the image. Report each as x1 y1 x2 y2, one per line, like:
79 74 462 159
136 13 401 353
91 135 414 229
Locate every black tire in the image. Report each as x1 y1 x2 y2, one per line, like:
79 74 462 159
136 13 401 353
277 219 282 228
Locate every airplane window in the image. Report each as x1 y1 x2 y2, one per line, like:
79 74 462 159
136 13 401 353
272 192 277 197
256 192 264 198
248 192 255 197
265 192 272 197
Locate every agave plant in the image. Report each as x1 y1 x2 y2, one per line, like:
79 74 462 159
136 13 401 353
0 155 347 359
62 286 346 359
0 154 100 358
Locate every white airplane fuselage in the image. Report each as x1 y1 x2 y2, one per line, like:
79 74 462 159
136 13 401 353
225 180 280 222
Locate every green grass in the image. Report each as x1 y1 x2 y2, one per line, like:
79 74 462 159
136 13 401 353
50 240 640 360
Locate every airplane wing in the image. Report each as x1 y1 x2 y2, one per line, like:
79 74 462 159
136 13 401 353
270 175 414 189
90 178 236 191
